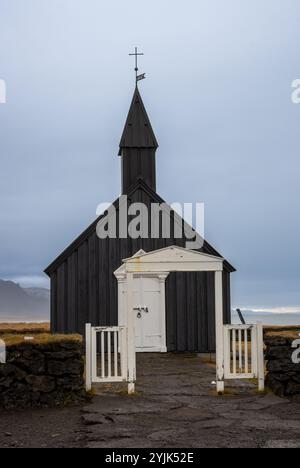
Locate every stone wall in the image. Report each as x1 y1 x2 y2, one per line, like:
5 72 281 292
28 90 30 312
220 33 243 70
0 336 87 409
265 332 300 397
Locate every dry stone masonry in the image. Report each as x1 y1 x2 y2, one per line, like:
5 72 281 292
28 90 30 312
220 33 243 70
265 331 300 397
0 337 87 409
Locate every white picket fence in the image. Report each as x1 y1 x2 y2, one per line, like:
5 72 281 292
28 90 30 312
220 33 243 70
223 323 265 391
85 324 136 394
85 323 265 394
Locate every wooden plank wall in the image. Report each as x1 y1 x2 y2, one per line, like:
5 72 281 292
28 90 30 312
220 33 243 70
50 187 232 352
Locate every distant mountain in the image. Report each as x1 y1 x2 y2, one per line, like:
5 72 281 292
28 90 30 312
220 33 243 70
0 280 50 322
24 287 50 302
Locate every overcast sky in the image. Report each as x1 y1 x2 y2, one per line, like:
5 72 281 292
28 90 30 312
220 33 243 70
0 0 299 312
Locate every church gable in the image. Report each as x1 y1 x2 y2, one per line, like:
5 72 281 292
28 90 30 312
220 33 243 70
45 178 234 276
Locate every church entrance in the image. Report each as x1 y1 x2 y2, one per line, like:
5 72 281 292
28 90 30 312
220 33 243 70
132 276 165 353
86 247 265 396
116 274 168 353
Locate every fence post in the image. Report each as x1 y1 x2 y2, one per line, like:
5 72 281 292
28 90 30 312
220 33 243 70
223 326 230 378
126 272 136 394
215 271 225 394
85 323 92 392
256 322 265 392
120 328 126 380
251 326 258 377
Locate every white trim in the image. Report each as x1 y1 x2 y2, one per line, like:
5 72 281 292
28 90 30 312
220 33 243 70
123 246 224 274
158 274 168 353
122 245 224 263
125 261 223 273
114 249 146 276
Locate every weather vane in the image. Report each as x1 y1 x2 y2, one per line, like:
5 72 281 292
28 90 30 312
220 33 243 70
129 47 146 85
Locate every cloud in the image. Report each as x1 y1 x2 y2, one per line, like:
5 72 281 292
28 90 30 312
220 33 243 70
239 307 300 315
4 276 50 289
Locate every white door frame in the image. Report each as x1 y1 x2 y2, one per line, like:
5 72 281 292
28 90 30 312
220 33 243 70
114 269 169 353
114 246 226 394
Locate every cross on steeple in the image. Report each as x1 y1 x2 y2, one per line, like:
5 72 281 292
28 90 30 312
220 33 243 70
129 47 146 84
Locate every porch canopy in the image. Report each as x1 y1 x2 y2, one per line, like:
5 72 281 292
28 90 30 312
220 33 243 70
122 246 226 393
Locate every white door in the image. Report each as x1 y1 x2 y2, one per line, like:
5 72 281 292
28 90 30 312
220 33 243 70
120 276 166 352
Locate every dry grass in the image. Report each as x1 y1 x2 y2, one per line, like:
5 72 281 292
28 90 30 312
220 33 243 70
265 325 300 334
265 329 300 340
0 322 50 335
264 325 300 331
0 323 82 348
1 333 82 347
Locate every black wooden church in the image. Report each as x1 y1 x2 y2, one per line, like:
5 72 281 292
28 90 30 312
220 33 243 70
45 77 235 353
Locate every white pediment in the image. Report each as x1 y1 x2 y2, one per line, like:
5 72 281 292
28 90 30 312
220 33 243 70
122 246 224 273
114 249 146 277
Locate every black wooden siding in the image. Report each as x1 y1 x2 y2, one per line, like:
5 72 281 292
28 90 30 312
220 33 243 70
49 185 233 353
122 148 157 194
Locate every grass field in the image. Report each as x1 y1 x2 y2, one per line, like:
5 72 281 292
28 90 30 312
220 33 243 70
1 333 82 347
0 323 82 347
0 322 50 335
265 329 300 340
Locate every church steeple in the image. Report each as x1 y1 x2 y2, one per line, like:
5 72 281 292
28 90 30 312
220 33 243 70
119 86 159 194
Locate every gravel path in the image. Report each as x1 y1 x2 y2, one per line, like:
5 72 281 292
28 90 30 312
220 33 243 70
0 353 299 448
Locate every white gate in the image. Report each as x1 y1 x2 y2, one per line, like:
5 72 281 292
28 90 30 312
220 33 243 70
85 322 264 396
85 324 136 394
223 323 265 391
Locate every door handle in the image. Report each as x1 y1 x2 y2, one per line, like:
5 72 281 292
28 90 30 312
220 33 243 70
133 306 149 314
